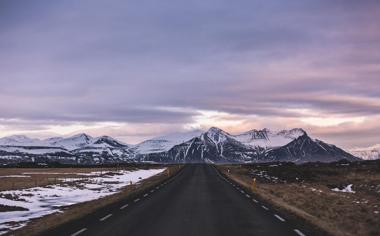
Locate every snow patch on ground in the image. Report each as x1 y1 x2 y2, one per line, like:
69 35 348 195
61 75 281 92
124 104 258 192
0 168 165 235
0 175 30 178
332 184 355 193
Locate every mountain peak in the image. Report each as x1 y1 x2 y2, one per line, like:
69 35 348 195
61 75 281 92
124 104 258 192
46 133 93 150
70 133 93 140
207 127 224 133
277 128 306 138
241 129 270 140
93 135 127 147
204 127 230 144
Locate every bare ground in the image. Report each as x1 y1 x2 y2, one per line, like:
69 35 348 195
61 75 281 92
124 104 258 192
218 161 380 236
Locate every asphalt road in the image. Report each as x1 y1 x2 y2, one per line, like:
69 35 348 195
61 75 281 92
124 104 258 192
42 165 310 236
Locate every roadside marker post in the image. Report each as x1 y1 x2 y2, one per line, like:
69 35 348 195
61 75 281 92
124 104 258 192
252 178 257 192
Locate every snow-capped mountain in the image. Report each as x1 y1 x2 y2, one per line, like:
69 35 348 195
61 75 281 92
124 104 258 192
133 129 203 154
0 135 45 146
0 127 360 164
73 135 134 164
264 134 358 163
234 128 305 148
0 133 134 164
138 127 358 163
350 144 380 160
47 133 93 150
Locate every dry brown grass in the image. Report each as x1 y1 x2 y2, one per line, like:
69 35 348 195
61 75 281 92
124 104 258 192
0 167 140 191
4 165 182 236
218 162 380 236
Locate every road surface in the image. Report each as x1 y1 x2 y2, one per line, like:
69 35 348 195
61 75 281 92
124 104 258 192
41 165 310 236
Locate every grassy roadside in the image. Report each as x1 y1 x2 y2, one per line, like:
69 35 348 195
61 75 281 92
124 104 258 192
0 166 154 191
9 165 182 236
217 163 380 236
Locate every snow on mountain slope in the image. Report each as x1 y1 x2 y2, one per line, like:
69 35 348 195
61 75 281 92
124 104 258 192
0 133 134 164
203 127 230 144
73 136 133 159
350 144 380 160
134 129 204 154
0 146 71 155
47 133 93 150
0 127 360 164
91 136 127 148
265 134 359 163
0 134 96 150
101 127 305 157
139 128 357 163
43 137 64 143
234 128 306 148
0 135 44 146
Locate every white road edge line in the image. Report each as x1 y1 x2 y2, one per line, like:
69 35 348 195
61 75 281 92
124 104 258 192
245 194 251 198
71 228 87 236
294 229 306 236
274 214 285 222
134 198 140 202
150 189 155 193
99 214 112 222
143 193 149 197
252 199 259 203
261 205 269 210
120 204 129 210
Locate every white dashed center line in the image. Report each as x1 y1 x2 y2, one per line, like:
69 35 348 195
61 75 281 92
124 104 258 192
120 204 129 210
294 229 306 236
99 214 112 222
134 198 140 203
150 189 155 193
71 228 87 236
274 214 285 222
143 193 148 197
217 169 307 236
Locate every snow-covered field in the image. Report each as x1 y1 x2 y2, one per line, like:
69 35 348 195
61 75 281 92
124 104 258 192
0 168 165 235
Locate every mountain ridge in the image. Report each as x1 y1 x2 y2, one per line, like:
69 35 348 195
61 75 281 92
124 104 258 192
0 127 361 164
350 144 380 160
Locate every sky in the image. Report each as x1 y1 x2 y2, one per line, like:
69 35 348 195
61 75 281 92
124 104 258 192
0 0 379 148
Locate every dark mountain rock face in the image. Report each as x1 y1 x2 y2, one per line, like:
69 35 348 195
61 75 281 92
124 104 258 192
264 134 358 163
92 136 127 148
138 131 359 164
